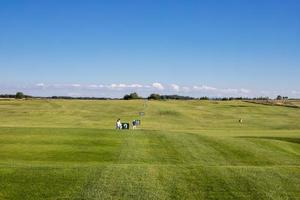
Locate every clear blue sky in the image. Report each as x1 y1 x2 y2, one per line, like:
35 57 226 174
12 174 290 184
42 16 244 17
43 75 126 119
1 0 300 97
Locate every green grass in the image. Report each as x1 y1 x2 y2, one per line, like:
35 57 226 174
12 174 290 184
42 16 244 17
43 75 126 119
0 99 299 199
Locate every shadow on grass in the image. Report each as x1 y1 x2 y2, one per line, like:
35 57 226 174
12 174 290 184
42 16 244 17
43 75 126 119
236 136 300 145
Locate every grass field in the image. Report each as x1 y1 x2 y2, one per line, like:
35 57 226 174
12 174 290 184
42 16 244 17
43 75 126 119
0 99 299 199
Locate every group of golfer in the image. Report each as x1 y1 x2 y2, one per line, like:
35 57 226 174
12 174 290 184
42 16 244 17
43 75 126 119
116 117 242 130
116 119 139 130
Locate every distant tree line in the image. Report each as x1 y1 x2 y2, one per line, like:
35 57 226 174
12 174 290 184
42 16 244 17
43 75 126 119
147 94 194 100
0 92 112 100
146 94 274 101
0 92 32 99
0 92 293 101
51 96 114 100
123 93 278 101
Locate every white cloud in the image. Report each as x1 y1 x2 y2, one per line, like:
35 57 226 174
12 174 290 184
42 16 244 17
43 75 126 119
240 88 250 93
221 88 239 93
110 84 118 88
181 86 191 92
71 84 81 87
26 82 255 97
152 82 164 90
119 84 127 88
193 85 217 91
87 84 99 88
36 83 45 87
52 84 63 88
170 84 180 92
109 83 144 89
129 84 143 88
219 88 251 95
191 85 251 96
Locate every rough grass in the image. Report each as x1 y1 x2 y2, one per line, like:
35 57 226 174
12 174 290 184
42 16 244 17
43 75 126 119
0 99 299 199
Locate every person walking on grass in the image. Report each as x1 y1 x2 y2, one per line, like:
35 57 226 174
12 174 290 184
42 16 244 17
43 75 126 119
132 120 137 130
116 119 122 130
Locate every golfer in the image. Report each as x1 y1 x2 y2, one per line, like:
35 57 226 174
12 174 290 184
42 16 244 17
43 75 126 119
116 119 122 129
132 120 137 130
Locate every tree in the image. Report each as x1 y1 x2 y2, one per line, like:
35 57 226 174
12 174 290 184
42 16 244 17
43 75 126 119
221 97 229 101
123 92 141 100
129 92 140 99
276 95 283 100
200 96 209 100
123 94 131 100
15 92 24 99
148 93 161 100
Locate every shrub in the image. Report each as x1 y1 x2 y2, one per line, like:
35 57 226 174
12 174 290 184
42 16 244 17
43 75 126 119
148 93 161 100
15 92 24 99
123 92 141 100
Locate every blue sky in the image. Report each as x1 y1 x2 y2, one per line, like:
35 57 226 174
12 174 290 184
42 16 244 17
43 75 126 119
0 0 300 97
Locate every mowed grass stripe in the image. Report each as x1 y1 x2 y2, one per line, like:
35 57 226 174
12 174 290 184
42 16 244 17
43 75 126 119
0 127 299 166
1 165 299 199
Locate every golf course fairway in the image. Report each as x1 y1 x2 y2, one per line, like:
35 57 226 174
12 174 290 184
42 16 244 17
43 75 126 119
0 99 299 199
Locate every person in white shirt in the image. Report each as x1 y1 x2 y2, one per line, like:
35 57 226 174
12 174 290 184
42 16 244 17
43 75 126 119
116 119 122 130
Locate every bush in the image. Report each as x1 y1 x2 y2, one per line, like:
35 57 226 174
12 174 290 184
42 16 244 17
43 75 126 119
200 96 209 100
276 95 283 100
123 92 141 100
15 92 24 99
148 93 161 100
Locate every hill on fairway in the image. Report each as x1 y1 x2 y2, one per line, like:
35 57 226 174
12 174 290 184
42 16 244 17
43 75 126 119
0 99 299 199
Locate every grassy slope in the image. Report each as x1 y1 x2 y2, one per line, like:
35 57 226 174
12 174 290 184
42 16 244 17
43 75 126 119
290 100 300 107
0 99 299 199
